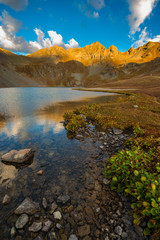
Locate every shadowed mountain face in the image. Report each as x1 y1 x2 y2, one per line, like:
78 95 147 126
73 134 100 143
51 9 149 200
0 42 160 95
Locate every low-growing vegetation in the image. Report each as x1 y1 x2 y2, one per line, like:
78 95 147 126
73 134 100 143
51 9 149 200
64 93 160 238
64 112 87 133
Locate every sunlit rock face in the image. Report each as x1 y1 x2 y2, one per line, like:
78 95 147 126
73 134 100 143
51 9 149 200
0 41 160 89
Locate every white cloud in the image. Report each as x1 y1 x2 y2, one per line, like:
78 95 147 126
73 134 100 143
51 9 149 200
65 38 79 49
0 0 28 11
132 27 160 48
0 11 79 54
87 0 105 10
128 0 158 34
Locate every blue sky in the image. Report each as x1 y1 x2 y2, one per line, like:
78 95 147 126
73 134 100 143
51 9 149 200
0 0 160 54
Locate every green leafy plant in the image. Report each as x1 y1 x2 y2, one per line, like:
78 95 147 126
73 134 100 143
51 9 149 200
105 141 160 238
64 112 87 133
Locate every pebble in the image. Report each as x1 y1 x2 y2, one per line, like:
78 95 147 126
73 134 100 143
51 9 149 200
78 224 90 237
37 170 44 175
34 236 43 240
68 234 78 240
104 237 109 240
53 211 62 220
57 195 70 204
96 207 100 213
50 202 58 214
56 223 62 229
42 219 52 232
10 226 16 238
103 178 109 185
112 128 123 135
2 194 11 205
15 214 29 229
76 135 84 140
48 232 56 240
115 226 123 236
121 232 128 239
42 197 47 209
29 222 42 232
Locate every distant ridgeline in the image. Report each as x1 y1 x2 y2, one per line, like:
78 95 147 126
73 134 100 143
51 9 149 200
0 41 160 94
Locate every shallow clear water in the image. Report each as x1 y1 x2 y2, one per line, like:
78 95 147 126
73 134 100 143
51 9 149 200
0 87 115 238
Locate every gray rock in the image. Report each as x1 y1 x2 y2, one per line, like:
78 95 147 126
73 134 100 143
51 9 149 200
34 236 43 240
122 217 132 226
103 178 109 185
1 149 34 164
10 226 16 238
56 223 62 229
134 225 144 237
133 105 138 108
57 195 70 204
99 146 104 150
76 135 84 140
96 207 100 213
121 232 128 239
127 230 137 240
50 202 58 214
78 224 90 237
29 221 42 232
112 128 123 135
68 234 78 240
2 194 11 205
42 197 47 209
15 198 39 215
115 226 123 236
42 219 52 232
15 214 29 229
53 211 62 220
48 232 56 240
104 237 109 240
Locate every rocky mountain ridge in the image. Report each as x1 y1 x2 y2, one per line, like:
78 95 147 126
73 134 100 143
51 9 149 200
0 41 160 96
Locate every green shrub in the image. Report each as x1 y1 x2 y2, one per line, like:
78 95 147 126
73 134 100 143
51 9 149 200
64 112 87 133
105 143 160 238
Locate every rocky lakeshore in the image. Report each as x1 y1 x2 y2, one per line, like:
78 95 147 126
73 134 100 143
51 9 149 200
1 125 150 240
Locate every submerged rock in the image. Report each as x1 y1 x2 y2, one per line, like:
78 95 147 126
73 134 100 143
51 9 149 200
37 170 44 175
115 226 123 236
42 197 47 209
57 195 70 204
10 226 16 238
78 224 90 237
1 149 34 165
15 198 39 215
2 194 11 205
68 234 78 240
15 214 29 229
50 202 58 214
48 232 56 240
42 219 53 232
29 221 42 232
34 236 43 240
53 211 62 220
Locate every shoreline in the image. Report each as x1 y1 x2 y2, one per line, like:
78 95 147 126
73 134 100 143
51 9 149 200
63 92 160 239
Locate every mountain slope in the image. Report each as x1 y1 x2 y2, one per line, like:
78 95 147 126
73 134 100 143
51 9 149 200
29 41 160 66
0 41 160 95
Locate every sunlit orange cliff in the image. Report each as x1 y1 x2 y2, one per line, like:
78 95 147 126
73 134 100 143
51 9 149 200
0 41 160 96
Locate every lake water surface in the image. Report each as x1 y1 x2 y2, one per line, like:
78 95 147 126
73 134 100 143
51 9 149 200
0 87 116 238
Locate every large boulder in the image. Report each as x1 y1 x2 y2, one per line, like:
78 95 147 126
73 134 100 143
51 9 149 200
1 149 34 165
